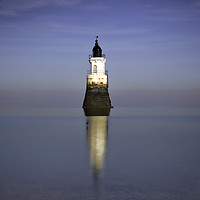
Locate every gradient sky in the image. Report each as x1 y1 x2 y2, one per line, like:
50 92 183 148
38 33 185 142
0 0 200 107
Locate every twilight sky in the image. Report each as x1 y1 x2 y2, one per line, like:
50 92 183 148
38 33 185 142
0 0 200 107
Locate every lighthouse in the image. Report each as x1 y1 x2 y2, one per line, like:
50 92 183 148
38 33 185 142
83 36 112 116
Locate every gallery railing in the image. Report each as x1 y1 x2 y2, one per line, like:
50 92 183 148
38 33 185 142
87 70 108 75
89 54 106 59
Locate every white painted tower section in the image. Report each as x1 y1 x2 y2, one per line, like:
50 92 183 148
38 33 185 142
87 56 107 85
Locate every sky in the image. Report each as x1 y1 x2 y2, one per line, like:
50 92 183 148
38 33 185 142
0 0 200 107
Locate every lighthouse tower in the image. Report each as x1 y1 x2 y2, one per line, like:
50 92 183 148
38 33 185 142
83 36 112 115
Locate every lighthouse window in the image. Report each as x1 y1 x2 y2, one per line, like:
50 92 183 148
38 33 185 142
93 65 97 73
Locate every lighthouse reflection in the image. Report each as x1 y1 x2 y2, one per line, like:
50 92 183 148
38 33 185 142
84 108 110 180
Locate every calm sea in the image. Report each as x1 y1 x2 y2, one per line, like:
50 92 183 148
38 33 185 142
0 107 200 200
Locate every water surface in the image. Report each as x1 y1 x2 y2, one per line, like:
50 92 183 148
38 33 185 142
0 107 200 200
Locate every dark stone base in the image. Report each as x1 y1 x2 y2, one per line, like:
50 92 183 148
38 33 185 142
82 84 112 110
83 107 111 116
